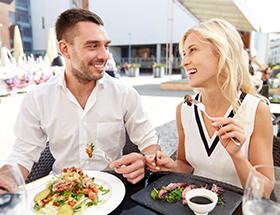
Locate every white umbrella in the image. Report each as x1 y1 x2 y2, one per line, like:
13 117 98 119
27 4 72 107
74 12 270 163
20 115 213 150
46 28 58 65
0 46 12 67
13 25 24 63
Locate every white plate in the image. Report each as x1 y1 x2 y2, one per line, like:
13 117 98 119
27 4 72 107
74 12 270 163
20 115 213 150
23 171 125 215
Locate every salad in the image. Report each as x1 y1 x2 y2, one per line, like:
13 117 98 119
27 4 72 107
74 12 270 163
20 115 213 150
33 166 110 215
85 143 95 158
151 182 224 207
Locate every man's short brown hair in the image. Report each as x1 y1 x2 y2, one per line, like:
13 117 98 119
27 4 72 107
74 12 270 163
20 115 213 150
55 8 104 43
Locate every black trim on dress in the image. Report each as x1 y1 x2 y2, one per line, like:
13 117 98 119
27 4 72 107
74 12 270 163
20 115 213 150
194 92 246 157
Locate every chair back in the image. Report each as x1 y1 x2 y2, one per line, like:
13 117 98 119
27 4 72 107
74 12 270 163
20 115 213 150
25 142 55 184
123 132 140 155
259 85 269 99
26 132 141 183
273 135 280 167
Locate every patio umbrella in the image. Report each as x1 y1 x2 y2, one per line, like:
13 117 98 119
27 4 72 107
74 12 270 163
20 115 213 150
0 46 12 67
13 25 24 63
46 28 58 66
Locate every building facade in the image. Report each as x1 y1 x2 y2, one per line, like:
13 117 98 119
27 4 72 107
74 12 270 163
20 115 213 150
89 0 198 70
268 38 280 65
0 0 16 51
0 0 33 55
0 0 271 67
15 0 33 54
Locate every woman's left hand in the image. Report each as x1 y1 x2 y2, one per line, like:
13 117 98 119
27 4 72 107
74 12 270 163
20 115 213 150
211 117 246 155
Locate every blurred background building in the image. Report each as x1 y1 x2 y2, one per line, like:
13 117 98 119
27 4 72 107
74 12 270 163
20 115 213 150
0 0 279 72
268 38 280 65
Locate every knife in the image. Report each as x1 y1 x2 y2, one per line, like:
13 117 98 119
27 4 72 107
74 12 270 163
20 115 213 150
154 134 160 164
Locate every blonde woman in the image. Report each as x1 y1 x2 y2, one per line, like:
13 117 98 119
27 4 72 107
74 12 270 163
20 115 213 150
145 19 273 188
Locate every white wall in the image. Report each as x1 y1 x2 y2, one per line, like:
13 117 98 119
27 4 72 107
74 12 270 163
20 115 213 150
109 47 121 63
89 0 198 46
251 31 269 65
30 0 70 52
30 0 198 52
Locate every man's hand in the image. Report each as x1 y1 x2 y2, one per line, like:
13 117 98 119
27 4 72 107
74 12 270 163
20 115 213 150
109 152 146 184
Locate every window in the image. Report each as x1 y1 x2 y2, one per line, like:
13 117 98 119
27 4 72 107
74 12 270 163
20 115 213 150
42 17 45 29
23 28 31 37
16 0 29 8
9 11 15 25
24 42 31 51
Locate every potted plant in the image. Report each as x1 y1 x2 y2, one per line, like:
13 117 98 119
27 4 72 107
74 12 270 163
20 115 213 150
153 63 165 78
128 63 141 77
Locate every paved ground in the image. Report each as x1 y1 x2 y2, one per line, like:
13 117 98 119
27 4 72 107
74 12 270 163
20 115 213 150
0 73 194 167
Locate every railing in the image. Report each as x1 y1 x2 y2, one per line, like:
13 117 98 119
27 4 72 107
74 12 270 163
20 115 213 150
120 57 181 69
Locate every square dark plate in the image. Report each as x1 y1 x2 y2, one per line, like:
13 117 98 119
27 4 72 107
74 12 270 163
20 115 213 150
131 172 243 215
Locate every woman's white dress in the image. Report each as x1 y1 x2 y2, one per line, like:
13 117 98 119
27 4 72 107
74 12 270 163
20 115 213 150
181 93 260 187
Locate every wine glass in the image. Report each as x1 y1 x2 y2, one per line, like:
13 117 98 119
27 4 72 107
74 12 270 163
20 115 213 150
243 165 280 214
0 162 27 215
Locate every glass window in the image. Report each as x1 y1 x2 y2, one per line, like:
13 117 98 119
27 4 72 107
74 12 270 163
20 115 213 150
16 0 29 8
23 28 31 37
24 41 31 51
42 17 45 29
9 11 15 25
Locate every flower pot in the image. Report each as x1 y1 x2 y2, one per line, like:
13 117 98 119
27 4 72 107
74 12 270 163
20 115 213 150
153 67 165 78
0 80 8 96
181 68 190 83
181 68 187 79
128 67 140 77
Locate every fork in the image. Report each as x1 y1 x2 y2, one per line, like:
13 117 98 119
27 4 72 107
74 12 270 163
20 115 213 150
92 149 113 163
184 94 241 146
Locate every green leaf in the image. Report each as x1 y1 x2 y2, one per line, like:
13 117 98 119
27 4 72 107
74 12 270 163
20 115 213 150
151 188 159 200
129 63 141 68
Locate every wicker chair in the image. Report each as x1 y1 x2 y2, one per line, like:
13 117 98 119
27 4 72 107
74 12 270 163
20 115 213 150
259 85 269 99
273 115 280 137
25 132 141 184
273 135 280 167
123 133 140 155
25 142 55 184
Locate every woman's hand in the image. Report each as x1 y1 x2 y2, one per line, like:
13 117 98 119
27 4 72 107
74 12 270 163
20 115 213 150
144 151 176 172
0 175 17 194
211 117 246 156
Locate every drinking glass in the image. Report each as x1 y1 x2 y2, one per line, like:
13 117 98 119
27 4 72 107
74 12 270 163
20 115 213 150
243 165 280 214
0 162 27 215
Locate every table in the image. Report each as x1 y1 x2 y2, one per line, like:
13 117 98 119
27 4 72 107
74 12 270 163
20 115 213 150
24 170 243 214
106 170 243 215
270 103 280 116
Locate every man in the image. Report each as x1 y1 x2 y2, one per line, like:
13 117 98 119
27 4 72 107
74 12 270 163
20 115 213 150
1 8 157 186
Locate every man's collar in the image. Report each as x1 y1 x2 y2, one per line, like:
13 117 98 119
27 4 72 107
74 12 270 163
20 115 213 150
58 71 106 91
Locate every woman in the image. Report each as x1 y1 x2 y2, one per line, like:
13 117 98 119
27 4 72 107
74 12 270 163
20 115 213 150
145 19 273 188
261 67 272 85
105 53 118 78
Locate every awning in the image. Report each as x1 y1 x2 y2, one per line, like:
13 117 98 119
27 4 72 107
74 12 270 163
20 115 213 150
177 0 257 32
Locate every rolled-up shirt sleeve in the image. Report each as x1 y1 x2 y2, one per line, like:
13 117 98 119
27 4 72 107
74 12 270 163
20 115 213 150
123 86 157 151
6 89 47 172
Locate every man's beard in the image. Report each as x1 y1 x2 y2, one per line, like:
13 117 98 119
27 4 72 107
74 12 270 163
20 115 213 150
69 49 105 84
70 62 104 84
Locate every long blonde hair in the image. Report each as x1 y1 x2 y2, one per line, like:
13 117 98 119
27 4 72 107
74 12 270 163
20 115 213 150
179 19 264 113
